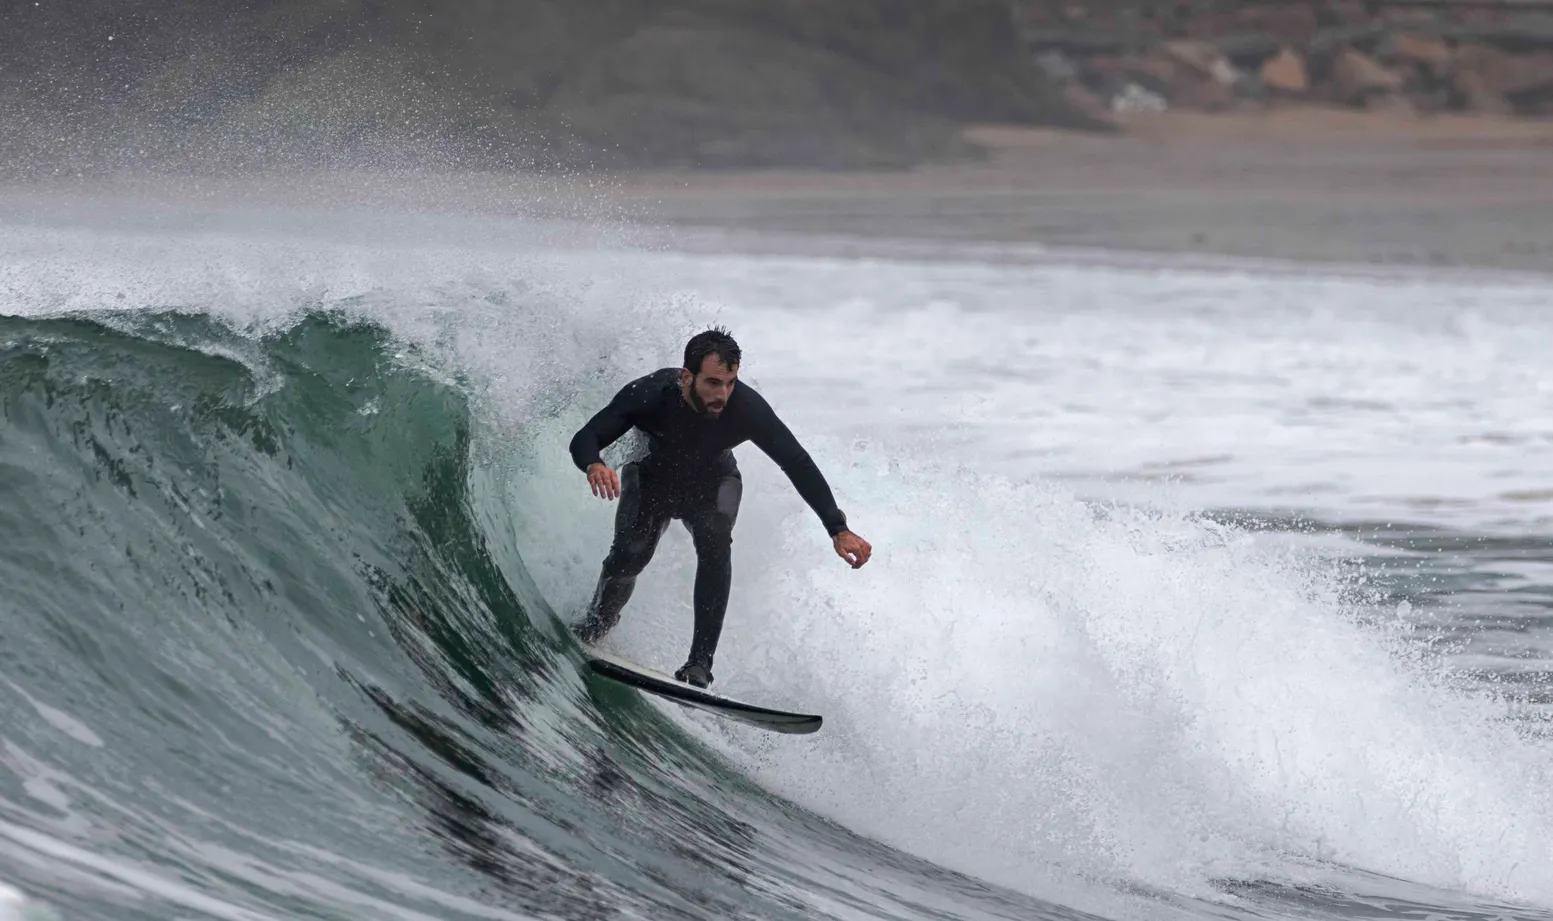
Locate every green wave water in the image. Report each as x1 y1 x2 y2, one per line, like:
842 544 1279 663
0 310 1155 920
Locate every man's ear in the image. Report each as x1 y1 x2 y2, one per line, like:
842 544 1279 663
680 368 693 388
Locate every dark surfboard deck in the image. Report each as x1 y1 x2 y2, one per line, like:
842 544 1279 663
585 652 823 735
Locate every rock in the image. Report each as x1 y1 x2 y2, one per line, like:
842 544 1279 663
1130 48 1184 93
1260 47 1310 95
1170 74 1237 112
1331 47 1406 105
1456 70 1515 115
1502 54 1553 114
1489 50 1553 98
1384 33 1453 73
1161 40 1239 85
1453 44 1515 91
1452 46 1517 113
1308 24 1389 57
1212 32 1283 69
1109 82 1167 114
1076 53 1127 101
1111 44 1237 112
1453 43 1553 111
1063 82 1116 122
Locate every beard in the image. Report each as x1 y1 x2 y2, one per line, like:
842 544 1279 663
688 384 725 419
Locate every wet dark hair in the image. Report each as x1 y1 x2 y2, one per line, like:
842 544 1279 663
683 327 741 374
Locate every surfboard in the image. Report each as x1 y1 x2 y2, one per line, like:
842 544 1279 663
585 651 823 735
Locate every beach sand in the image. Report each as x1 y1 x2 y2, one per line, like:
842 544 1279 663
603 107 1553 276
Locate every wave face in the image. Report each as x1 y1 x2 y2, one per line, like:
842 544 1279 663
0 301 1127 921
0 211 1551 921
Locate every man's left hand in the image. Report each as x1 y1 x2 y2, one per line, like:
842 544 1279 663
833 531 872 569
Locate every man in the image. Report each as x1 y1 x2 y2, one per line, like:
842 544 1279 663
568 327 872 689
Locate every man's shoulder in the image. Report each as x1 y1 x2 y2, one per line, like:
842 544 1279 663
730 378 775 417
616 368 680 401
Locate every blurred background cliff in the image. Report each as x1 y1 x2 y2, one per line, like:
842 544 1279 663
0 0 1101 175
4 0 1551 178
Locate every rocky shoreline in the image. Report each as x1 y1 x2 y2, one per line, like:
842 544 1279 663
1015 1 1553 122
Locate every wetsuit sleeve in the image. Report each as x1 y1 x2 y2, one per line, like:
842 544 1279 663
568 377 656 472
747 393 849 537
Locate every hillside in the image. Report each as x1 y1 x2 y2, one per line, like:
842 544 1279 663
0 0 1106 177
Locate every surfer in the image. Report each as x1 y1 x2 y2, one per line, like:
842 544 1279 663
568 327 871 688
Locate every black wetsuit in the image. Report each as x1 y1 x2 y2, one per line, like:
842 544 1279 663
568 368 847 674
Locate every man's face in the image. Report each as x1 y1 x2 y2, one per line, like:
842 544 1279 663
682 354 738 418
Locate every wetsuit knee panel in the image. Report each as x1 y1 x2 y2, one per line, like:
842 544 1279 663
713 476 742 527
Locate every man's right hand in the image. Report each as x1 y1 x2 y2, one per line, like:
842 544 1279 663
586 463 621 500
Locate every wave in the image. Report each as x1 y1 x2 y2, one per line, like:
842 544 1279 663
0 307 1152 921
0 309 760 918
0 221 1551 921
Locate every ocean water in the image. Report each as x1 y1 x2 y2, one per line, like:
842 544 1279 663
0 196 1551 921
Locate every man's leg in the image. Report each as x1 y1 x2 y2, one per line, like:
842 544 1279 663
677 475 742 685
574 463 671 644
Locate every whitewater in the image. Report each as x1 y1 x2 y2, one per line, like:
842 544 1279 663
1 194 1551 921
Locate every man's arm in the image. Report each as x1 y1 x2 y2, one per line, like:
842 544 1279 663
568 376 656 472
746 391 849 537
